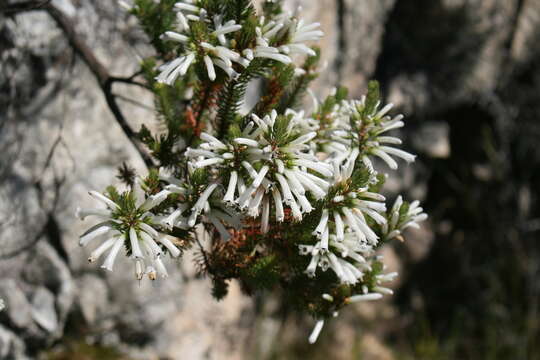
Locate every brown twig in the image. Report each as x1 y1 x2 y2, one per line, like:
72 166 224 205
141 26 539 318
187 83 219 146
42 4 154 168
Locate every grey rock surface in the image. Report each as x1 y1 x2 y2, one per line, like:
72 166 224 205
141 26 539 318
0 280 34 331
30 287 59 334
0 325 29 360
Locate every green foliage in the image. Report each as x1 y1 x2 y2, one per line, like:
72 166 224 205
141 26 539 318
226 123 243 140
235 12 258 49
314 86 348 128
44 339 129 360
106 186 121 204
211 277 230 300
142 168 161 193
271 113 298 147
252 63 295 116
139 58 201 167
278 48 321 112
262 0 283 18
368 173 387 193
359 259 384 291
241 254 280 290
362 80 381 119
223 0 256 24
216 58 271 137
349 80 381 143
350 164 374 189
189 20 211 43
132 0 178 55
116 162 136 187
191 168 209 187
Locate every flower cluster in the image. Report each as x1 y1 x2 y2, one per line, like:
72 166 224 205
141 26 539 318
298 148 387 285
310 92 416 173
382 195 428 241
156 0 323 85
77 0 428 344
156 169 243 241
309 259 398 344
76 182 181 281
183 110 334 236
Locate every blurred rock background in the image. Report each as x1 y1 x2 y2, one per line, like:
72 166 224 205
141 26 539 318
1 0 539 359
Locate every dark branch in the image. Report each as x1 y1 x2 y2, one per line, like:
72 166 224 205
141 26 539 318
110 75 150 90
113 93 155 111
0 0 51 14
43 4 154 168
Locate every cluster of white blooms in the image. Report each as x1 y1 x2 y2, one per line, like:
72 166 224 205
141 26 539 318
81 0 429 345
248 11 323 63
298 148 387 285
283 97 425 343
382 195 428 241
156 0 323 85
184 109 330 234
0 298 4 312
76 181 181 281
308 259 399 344
313 95 416 171
156 170 243 241
172 100 426 278
157 1 246 84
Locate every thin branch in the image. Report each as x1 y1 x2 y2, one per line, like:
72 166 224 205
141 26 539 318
113 93 155 111
194 235 213 275
43 4 154 168
110 75 150 90
188 83 215 146
0 0 51 14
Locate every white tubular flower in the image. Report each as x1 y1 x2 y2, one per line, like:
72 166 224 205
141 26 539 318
174 0 204 30
382 195 428 241
158 2 244 83
193 183 219 215
254 14 322 64
308 319 325 344
77 182 181 281
156 52 196 85
0 298 5 312
300 238 371 285
212 15 242 45
252 43 292 64
346 293 383 303
200 42 248 74
279 19 323 57
174 1 200 14
346 260 398 303
250 23 292 64
285 109 319 133
201 202 243 242
78 221 117 247
118 0 134 11
160 31 189 43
